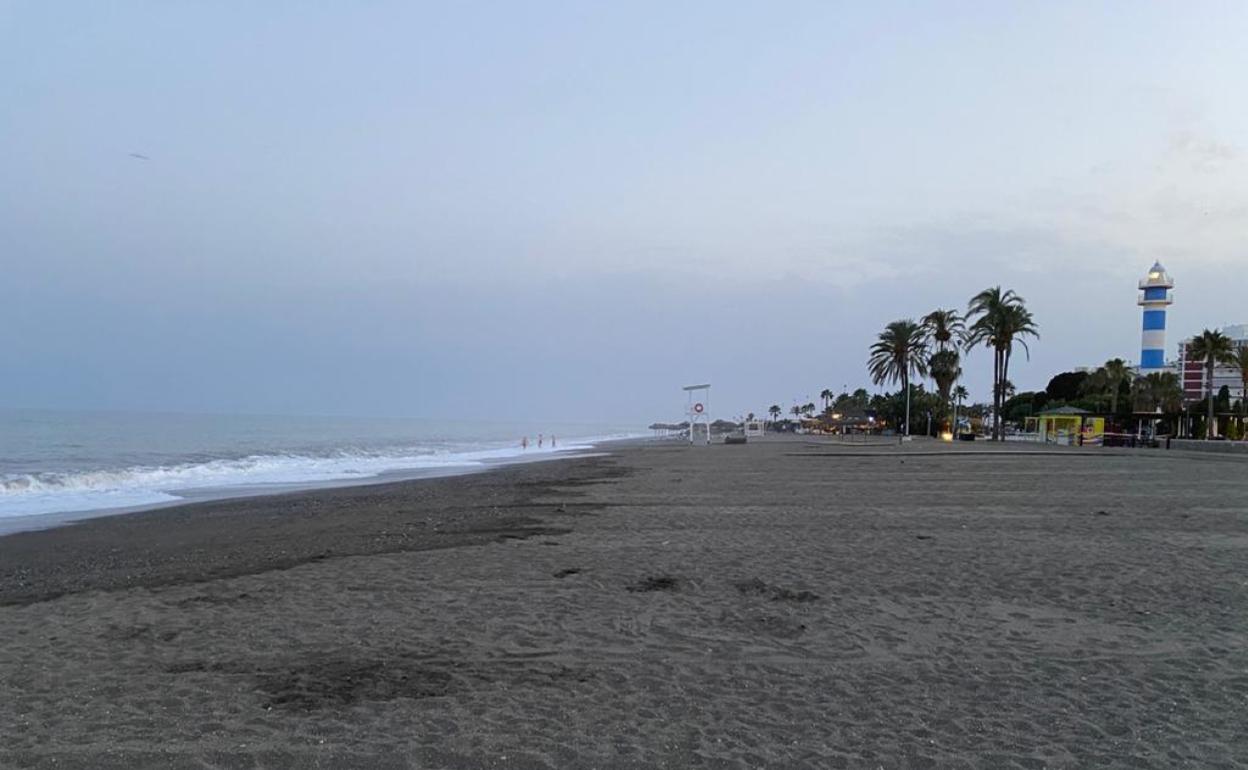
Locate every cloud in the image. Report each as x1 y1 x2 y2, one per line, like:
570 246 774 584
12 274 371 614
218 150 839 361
1167 130 1237 173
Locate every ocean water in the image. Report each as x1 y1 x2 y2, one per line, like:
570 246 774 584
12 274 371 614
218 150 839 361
0 409 641 529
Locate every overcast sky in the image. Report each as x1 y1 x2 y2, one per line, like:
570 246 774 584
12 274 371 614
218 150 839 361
2 2 1246 424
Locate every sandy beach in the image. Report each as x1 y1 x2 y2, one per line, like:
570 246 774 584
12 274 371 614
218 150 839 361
2 436 1246 768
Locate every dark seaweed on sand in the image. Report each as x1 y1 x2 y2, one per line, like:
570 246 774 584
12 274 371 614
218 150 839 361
733 578 819 603
627 575 680 592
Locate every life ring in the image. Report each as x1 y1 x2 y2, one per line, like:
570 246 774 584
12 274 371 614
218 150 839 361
693 402 704 414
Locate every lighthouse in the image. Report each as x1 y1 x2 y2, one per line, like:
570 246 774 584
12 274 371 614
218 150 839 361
1137 261 1174 373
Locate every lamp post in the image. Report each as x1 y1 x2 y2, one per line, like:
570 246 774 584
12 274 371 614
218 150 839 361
905 384 911 437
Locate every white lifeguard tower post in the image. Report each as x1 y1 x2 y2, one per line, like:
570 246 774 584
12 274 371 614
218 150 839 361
683 383 711 445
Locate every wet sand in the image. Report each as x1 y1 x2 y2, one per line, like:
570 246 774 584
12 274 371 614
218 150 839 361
2 436 1246 768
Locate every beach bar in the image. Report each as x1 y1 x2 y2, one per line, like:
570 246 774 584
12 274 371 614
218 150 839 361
1028 406 1105 445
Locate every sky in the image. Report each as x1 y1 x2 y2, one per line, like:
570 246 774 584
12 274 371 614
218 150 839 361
2 1 1246 424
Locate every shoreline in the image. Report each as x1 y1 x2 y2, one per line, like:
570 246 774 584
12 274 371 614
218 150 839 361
0 435 640 537
0 446 631 607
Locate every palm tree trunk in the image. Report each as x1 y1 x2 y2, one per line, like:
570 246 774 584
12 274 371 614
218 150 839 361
1207 360 1216 439
989 351 997 440
990 351 997 440
998 349 1006 441
902 369 910 436
993 348 1003 441
998 346 1008 439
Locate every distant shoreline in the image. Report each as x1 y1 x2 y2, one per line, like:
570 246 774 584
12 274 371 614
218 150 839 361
0 436 645 537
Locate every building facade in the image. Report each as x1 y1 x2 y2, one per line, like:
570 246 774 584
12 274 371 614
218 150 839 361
1178 324 1248 405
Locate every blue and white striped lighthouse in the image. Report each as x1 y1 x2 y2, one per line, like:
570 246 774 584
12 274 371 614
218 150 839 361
1137 261 1173 373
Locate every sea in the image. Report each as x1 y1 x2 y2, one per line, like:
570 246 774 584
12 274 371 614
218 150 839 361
0 409 642 533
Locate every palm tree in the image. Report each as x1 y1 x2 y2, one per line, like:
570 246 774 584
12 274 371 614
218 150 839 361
1134 372 1183 423
1232 346 1248 420
952 384 969 434
952 385 968 406
867 319 930 436
1085 358 1131 416
1103 359 1130 415
922 309 964 353
1188 329 1236 438
1088 356 1138 416
819 388 834 411
922 309 963 430
929 349 962 425
965 288 1039 440
768 404 781 423
790 405 803 419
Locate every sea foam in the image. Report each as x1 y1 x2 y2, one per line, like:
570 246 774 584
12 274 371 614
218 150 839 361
0 440 601 518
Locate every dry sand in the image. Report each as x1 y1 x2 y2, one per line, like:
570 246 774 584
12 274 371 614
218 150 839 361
2 436 1246 769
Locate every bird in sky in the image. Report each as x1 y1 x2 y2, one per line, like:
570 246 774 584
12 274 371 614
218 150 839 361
128 152 150 160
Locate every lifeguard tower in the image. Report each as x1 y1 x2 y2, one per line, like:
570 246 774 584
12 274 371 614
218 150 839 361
683 383 711 445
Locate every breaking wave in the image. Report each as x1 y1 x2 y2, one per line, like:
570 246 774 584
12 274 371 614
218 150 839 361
0 440 604 519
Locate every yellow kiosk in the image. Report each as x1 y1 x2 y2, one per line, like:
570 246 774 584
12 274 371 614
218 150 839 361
1030 407 1105 446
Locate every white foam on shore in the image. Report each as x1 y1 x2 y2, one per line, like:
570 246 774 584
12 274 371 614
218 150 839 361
0 437 626 519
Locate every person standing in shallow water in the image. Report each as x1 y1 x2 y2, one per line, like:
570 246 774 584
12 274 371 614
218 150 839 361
538 434 544 448
551 435 556 448
521 436 528 450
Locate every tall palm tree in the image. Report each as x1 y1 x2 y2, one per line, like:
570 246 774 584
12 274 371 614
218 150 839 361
928 349 962 427
922 309 964 353
768 404 781 423
819 388 834 411
965 288 1039 440
1103 359 1133 416
1188 329 1236 438
922 309 963 430
1081 359 1128 416
867 319 930 436
952 384 968 407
